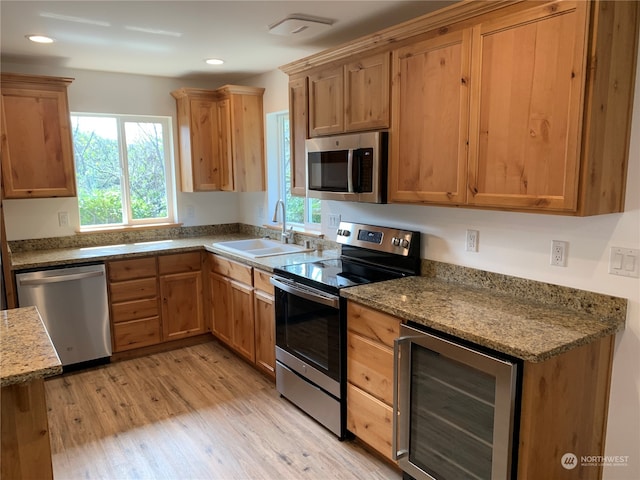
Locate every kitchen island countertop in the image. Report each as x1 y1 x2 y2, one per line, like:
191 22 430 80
341 276 624 363
1 306 62 387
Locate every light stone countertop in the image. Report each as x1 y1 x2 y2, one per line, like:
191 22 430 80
9 234 340 273
341 276 624 363
1 306 62 387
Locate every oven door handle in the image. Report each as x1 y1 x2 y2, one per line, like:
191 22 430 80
393 334 423 461
270 276 340 309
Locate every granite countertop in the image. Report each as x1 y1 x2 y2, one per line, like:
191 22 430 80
341 276 624 363
1 306 62 387
9 234 340 273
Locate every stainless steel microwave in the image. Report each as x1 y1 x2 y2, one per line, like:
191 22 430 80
306 131 388 203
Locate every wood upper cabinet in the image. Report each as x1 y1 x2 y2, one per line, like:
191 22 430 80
283 0 638 216
171 85 265 193
1 73 77 199
308 52 391 137
159 252 204 342
389 29 471 204
308 66 343 136
288 76 308 197
467 1 587 211
344 53 391 132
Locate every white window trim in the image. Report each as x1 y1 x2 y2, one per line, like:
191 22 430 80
71 113 176 231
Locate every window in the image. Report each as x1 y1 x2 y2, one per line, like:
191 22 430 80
275 112 321 227
71 114 174 229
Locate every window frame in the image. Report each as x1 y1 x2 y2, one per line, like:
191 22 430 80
274 111 321 230
71 112 176 231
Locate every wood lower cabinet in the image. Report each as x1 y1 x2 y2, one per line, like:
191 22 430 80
1 73 77 199
208 255 276 378
347 301 616 478
346 302 400 461
107 256 161 352
253 269 275 379
159 252 205 342
209 254 255 363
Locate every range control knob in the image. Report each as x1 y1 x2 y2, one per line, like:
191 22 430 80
341 229 351 237
401 239 410 249
392 237 401 246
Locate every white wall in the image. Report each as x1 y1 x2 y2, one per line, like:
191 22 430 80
244 56 640 479
1 63 241 239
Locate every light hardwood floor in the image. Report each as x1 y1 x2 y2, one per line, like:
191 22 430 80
45 340 402 480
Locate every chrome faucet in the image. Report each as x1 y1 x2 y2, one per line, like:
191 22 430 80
272 199 293 244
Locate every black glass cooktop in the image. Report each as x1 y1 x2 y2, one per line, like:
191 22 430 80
275 258 404 290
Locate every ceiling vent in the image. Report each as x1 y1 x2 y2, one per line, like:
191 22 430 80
268 14 334 37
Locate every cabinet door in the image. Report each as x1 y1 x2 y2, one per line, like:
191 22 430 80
230 279 255 362
288 76 308 196
468 2 588 211
160 270 204 341
187 98 223 191
345 52 390 132
389 29 471 204
216 98 234 191
308 66 344 136
1 81 76 198
210 271 232 345
254 289 275 378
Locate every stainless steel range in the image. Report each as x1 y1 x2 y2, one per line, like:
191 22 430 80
270 221 421 439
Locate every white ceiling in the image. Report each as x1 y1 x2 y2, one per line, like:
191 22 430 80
1 1 456 83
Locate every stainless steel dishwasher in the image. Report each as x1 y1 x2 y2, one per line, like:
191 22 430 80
16 263 112 367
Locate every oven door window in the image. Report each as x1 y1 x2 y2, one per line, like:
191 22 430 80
308 150 349 192
410 345 496 480
276 288 340 381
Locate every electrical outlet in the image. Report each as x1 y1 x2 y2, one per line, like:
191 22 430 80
58 211 69 227
466 229 479 252
328 214 341 228
550 240 568 267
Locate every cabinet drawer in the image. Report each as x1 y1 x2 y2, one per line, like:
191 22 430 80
158 252 202 275
347 383 394 461
348 302 400 348
113 316 161 352
109 277 157 303
210 254 252 284
253 269 273 294
108 257 157 281
347 331 394 405
111 298 159 323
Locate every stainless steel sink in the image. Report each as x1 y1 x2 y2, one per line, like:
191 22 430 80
212 238 312 258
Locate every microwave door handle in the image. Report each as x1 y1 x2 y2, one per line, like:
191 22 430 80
393 335 422 461
347 149 354 193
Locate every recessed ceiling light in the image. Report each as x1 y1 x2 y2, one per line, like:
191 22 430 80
205 58 224 66
26 35 55 44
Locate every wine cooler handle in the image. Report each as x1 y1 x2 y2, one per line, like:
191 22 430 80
393 335 420 461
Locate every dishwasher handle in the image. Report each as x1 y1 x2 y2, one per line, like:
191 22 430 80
18 269 105 286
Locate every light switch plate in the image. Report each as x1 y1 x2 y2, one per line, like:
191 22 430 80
328 214 341 228
608 247 640 278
